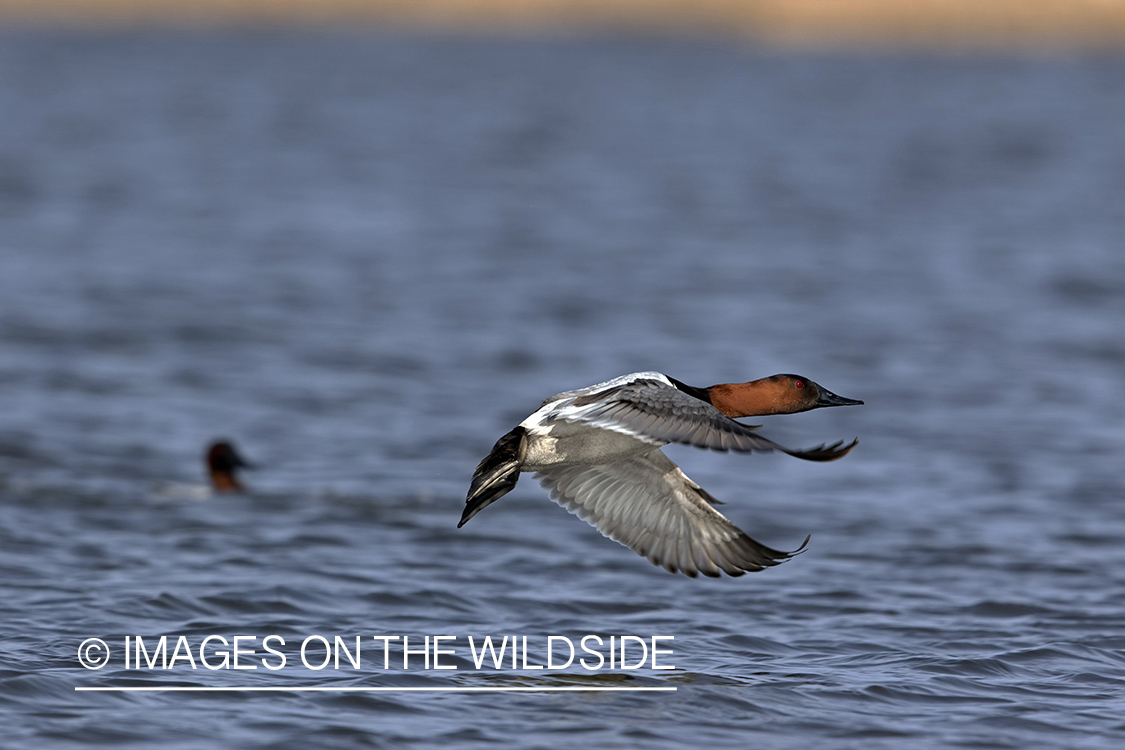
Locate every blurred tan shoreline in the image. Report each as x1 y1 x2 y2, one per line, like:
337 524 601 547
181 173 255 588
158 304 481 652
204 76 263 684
2 0 1125 49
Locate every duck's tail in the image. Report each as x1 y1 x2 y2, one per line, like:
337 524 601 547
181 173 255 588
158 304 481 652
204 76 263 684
458 426 528 527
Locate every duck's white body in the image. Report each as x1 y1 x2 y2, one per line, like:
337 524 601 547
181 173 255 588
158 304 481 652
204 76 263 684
521 372 675 468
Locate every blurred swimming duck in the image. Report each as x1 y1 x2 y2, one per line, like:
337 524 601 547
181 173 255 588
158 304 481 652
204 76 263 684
152 440 254 500
459 372 862 578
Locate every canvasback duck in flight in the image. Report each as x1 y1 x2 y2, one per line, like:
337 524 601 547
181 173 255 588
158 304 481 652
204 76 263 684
458 372 862 578
206 441 253 493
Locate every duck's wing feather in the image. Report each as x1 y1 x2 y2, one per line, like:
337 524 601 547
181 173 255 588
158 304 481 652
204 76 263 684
556 378 856 461
534 450 806 578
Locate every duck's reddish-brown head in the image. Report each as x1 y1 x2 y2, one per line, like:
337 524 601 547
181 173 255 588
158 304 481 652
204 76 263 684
709 374 863 418
206 441 252 493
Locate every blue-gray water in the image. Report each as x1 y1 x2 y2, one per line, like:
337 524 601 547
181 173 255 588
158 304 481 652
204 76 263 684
1 32 1124 748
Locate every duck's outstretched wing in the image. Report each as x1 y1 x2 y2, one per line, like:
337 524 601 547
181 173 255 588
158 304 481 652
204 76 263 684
534 450 807 578
553 377 856 461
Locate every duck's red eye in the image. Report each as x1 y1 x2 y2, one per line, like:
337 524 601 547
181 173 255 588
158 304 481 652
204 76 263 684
795 380 804 388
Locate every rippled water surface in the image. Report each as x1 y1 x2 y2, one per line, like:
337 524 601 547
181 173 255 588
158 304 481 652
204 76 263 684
2 33 1124 749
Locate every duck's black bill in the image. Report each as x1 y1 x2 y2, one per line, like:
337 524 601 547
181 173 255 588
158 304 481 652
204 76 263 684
228 450 255 470
815 388 864 408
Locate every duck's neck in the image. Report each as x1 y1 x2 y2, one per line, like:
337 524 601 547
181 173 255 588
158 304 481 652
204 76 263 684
709 378 793 418
211 471 242 493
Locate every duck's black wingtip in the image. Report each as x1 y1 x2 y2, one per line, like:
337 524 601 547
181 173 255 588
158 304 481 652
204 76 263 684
785 437 859 462
790 534 812 556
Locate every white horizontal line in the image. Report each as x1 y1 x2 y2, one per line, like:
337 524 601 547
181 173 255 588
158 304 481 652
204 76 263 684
75 686 676 693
